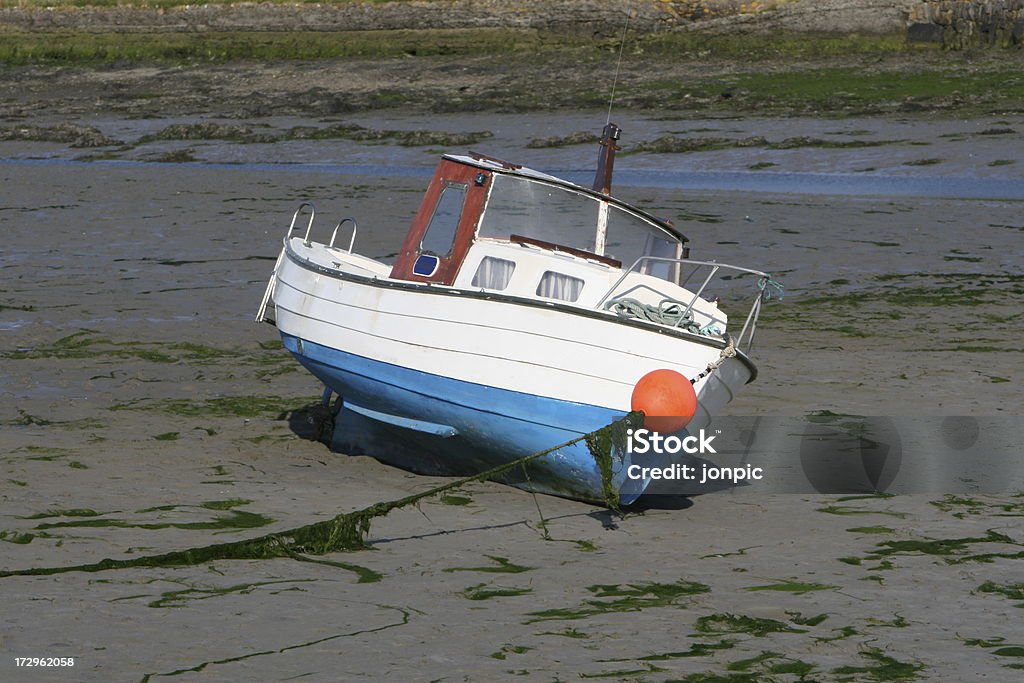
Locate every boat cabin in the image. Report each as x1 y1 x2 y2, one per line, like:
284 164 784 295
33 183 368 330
385 133 728 335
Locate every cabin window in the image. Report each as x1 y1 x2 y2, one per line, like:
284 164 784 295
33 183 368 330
479 175 598 251
477 174 684 282
471 256 516 291
420 182 467 257
536 271 584 302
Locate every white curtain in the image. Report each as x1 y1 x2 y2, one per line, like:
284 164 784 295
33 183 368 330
471 256 516 291
536 271 584 302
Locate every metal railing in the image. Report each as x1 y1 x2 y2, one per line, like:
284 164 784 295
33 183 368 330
286 202 358 253
329 218 358 253
289 203 316 245
594 256 776 350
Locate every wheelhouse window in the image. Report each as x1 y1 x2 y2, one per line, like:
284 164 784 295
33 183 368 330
471 256 516 291
420 181 467 256
537 271 584 302
477 174 682 281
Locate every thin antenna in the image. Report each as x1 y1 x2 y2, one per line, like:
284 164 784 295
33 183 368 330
605 12 631 126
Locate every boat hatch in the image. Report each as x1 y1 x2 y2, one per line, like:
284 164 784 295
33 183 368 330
390 160 491 285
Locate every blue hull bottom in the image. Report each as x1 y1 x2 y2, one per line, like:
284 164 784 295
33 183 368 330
280 333 653 504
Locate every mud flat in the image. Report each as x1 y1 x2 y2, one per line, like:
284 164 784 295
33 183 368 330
1 113 1022 680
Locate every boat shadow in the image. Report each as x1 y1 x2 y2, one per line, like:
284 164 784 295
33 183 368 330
284 402 735 513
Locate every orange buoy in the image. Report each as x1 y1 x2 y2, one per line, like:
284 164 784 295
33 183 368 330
631 369 697 433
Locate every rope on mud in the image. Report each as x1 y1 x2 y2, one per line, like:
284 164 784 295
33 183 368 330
603 297 723 336
0 412 644 579
690 333 737 386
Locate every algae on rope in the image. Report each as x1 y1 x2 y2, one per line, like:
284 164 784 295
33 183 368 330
0 412 643 579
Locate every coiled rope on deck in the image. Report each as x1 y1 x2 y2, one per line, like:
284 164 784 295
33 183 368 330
604 297 723 336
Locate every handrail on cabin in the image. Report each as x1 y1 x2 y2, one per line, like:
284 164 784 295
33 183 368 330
510 234 622 269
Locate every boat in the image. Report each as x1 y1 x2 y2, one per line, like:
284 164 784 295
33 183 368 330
255 124 777 505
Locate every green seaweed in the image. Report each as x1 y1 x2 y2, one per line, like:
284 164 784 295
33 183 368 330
787 611 829 627
489 644 533 659
153 432 179 441
0 530 36 544
977 581 1024 606
526 579 710 623
580 664 665 679
0 417 633 579
661 672 756 683
694 614 806 637
770 660 815 676
199 499 253 511
527 131 598 148
727 651 782 671
832 648 923 681
866 530 1020 561
627 640 735 661
443 555 533 574
818 505 906 518
931 494 1024 518
536 627 589 639
963 637 1010 648
744 579 836 595
584 413 641 512
34 509 274 532
847 526 896 534
438 493 472 506
461 583 533 600
21 508 104 519
146 579 316 608
816 625 859 643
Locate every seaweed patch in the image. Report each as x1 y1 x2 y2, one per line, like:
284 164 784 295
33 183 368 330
0 414 639 580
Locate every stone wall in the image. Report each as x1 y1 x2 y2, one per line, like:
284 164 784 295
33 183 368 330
907 1 1024 47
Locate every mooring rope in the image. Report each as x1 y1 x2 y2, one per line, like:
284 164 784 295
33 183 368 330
0 412 644 579
689 333 737 386
758 276 785 302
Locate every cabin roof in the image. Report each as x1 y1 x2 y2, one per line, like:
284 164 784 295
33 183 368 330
443 154 689 244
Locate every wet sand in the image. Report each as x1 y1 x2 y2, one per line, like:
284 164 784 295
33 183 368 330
2 120 1023 681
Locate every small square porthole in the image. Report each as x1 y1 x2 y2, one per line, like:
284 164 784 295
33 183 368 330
413 254 440 277
471 256 515 291
536 271 584 302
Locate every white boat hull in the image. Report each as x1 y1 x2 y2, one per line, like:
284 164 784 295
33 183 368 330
268 239 756 504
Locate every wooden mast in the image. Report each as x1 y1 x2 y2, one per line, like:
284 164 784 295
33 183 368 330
592 123 621 195
592 123 621 255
